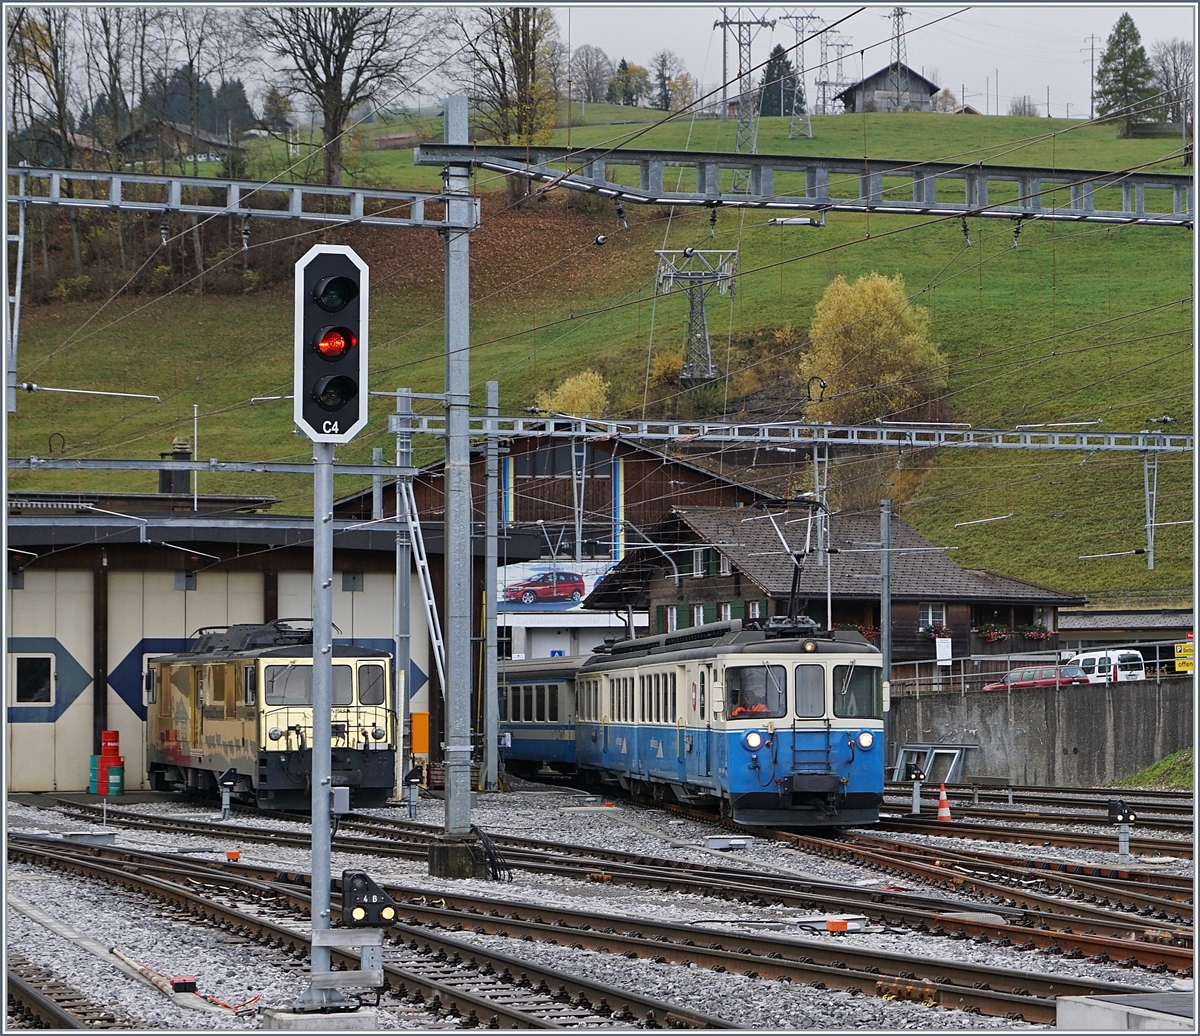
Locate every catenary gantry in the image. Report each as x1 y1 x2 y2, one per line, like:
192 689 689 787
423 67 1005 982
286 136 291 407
413 144 1192 227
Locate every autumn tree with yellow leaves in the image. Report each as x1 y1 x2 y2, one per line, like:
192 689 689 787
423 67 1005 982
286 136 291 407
535 370 610 417
799 272 947 425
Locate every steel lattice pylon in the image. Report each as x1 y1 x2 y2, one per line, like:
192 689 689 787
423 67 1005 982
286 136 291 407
887 7 911 111
780 10 820 139
655 250 737 384
715 9 774 193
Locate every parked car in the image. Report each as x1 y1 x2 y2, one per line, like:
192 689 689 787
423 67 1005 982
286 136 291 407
981 665 1090 691
503 571 586 604
1066 650 1146 684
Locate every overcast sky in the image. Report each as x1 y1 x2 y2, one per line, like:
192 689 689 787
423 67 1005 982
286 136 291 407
548 4 1196 118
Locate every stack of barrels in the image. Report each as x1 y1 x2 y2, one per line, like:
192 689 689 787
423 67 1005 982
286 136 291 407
88 729 125 796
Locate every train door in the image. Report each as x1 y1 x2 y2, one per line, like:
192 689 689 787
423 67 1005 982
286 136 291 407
673 666 686 781
702 665 713 778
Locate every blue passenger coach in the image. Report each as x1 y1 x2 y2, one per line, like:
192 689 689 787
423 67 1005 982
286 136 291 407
499 618 887 827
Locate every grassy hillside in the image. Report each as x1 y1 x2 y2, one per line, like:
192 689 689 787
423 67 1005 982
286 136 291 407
11 113 1192 597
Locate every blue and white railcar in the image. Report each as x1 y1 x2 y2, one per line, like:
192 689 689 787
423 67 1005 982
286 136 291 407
496 656 582 777
576 618 885 826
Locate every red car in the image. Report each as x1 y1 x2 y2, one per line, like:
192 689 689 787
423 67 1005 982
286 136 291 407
981 665 1089 691
503 571 586 604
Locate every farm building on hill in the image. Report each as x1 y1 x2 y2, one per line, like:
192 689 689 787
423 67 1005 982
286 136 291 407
835 64 939 113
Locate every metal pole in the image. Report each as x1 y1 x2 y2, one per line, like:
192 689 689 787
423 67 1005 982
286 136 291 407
442 95 473 839
193 405 199 511
881 500 892 685
7 171 27 413
294 440 341 1010
483 381 499 791
372 447 383 520
395 390 413 801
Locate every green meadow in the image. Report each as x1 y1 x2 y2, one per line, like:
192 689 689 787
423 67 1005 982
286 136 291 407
11 111 1192 596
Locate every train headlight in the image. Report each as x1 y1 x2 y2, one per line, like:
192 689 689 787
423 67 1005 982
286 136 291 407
268 727 284 741
802 640 818 652
372 726 386 741
856 731 875 750
743 730 765 751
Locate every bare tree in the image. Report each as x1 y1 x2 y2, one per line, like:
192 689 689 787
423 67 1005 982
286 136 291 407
244 6 439 186
1151 37 1193 123
1007 94 1039 117
930 87 958 112
568 43 611 103
454 7 558 148
545 38 568 101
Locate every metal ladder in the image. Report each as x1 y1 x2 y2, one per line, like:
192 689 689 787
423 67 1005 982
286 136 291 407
791 718 833 773
398 476 446 697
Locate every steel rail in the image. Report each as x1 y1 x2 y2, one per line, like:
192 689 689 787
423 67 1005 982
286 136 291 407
844 833 1193 919
8 837 732 1030
47 801 1190 949
875 816 1194 857
5 836 1139 1025
5 967 88 1029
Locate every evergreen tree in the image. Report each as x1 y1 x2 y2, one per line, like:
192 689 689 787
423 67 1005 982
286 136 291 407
757 44 798 117
1095 12 1157 132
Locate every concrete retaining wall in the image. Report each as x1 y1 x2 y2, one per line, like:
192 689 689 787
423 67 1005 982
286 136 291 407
887 678 1193 785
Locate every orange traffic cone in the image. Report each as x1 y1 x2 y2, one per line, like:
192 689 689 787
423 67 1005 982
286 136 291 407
936 783 952 823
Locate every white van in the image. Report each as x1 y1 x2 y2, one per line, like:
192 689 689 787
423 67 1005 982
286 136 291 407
1066 649 1146 684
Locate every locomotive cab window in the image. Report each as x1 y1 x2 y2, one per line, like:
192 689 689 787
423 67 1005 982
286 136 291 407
536 684 546 722
359 664 385 706
548 684 559 722
243 665 257 706
523 685 534 722
726 664 787 719
795 664 825 717
833 665 884 719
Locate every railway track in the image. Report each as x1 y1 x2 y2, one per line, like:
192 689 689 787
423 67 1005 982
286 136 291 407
6 953 141 1029
874 815 1194 857
8 837 733 1029
884 782 1195 815
9 837 1170 1025
37 800 1193 970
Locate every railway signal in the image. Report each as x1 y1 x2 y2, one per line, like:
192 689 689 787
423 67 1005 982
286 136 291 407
294 245 369 443
341 870 397 926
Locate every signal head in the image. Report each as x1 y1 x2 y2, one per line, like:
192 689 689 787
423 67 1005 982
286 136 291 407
313 275 359 313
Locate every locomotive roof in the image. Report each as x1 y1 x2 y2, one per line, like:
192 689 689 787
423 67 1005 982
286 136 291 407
148 622 391 664
579 618 878 672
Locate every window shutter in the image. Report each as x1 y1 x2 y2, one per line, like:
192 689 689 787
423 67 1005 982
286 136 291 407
656 605 665 634
703 603 717 624
731 600 744 619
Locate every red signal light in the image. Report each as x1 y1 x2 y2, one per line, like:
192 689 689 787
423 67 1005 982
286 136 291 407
316 327 356 360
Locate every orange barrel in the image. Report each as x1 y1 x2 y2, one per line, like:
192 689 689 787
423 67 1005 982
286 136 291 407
101 730 120 758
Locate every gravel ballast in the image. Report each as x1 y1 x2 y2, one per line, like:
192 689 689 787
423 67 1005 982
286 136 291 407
5 783 1187 1030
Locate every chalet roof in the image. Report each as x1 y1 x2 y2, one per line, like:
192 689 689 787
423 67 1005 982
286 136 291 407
585 505 1084 608
834 64 939 102
118 120 241 151
332 433 773 513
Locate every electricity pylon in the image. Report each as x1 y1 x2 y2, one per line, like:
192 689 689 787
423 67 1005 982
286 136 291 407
655 250 738 384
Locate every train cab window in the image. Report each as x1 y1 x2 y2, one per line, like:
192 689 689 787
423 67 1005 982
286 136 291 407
653 673 661 722
334 666 354 705
832 665 884 719
359 664 385 706
536 685 546 722
699 669 706 718
670 672 677 718
549 684 559 721
523 685 534 722
266 665 312 705
795 664 825 717
726 665 787 719
639 676 645 721
13 656 53 704
243 666 257 707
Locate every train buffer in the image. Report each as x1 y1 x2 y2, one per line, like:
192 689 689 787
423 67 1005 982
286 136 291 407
958 775 1015 805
